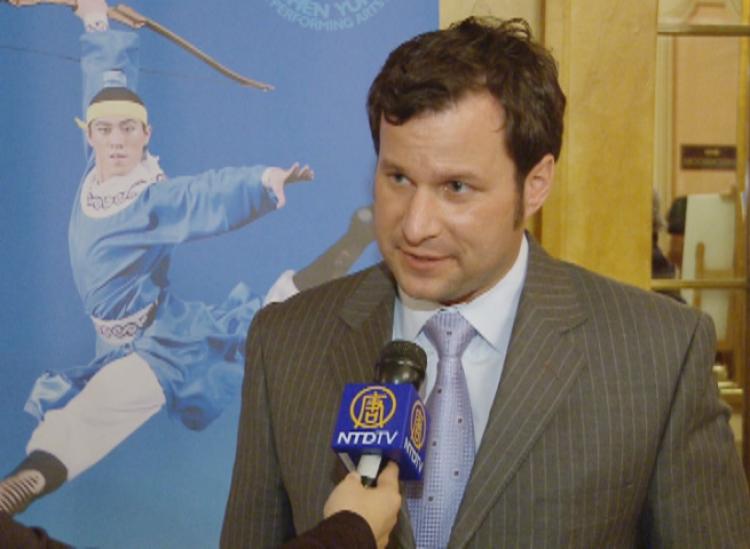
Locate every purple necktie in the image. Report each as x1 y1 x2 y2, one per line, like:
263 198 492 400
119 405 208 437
407 310 477 548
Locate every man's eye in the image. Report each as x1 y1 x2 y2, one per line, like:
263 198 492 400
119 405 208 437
391 173 409 186
447 180 469 193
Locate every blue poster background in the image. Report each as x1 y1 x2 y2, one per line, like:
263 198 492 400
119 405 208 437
0 2 437 547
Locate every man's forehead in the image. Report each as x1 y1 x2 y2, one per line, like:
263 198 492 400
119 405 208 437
91 117 141 126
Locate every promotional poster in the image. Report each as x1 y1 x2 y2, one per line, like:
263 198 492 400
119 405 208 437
0 2 437 546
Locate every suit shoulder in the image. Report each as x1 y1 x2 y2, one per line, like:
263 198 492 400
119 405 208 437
560 259 709 333
253 264 389 329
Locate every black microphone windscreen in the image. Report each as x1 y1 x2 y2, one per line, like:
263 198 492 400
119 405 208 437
376 340 427 390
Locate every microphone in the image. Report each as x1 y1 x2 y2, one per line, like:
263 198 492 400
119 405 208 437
331 340 428 487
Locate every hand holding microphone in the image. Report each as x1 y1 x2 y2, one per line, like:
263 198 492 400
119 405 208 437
323 462 401 549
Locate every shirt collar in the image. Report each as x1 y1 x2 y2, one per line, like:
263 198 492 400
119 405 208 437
396 235 528 351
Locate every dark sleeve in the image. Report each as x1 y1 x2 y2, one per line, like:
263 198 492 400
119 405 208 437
220 307 295 547
280 511 376 549
641 313 750 546
0 512 71 549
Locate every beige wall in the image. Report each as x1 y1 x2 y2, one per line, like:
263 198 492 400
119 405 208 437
546 1 658 289
440 0 542 33
673 5 740 196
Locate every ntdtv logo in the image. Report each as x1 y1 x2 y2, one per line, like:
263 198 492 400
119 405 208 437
331 383 428 480
350 386 397 429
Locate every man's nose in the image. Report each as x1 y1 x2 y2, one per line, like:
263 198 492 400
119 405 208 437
108 129 125 144
401 188 440 245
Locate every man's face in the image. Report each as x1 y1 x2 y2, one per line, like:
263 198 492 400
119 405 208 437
87 116 151 181
373 91 553 305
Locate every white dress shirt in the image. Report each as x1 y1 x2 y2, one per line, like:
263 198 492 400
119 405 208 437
392 236 528 450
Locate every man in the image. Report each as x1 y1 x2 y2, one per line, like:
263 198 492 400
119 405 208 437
222 17 750 548
0 0 376 516
667 195 687 270
651 189 683 303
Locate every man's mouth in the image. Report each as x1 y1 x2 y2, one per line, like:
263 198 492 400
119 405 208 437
399 248 448 269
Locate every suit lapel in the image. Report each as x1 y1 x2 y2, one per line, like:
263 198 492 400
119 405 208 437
328 263 397 385
450 239 588 547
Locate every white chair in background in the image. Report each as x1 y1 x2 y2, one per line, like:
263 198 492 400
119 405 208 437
681 188 745 390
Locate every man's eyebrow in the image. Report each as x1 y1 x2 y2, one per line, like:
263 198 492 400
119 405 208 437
380 156 479 182
377 157 401 170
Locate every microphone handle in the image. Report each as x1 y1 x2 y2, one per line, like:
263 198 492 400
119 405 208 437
357 454 383 487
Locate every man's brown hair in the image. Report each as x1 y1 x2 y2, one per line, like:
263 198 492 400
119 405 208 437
367 17 566 189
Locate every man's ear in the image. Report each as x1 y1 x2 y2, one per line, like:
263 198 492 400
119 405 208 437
144 124 152 146
523 153 555 219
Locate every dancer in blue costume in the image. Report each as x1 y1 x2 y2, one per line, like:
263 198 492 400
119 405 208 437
0 0 371 515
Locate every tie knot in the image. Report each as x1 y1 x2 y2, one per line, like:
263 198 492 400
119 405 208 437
423 310 476 359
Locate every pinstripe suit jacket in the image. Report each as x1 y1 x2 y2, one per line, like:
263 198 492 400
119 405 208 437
221 238 750 548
